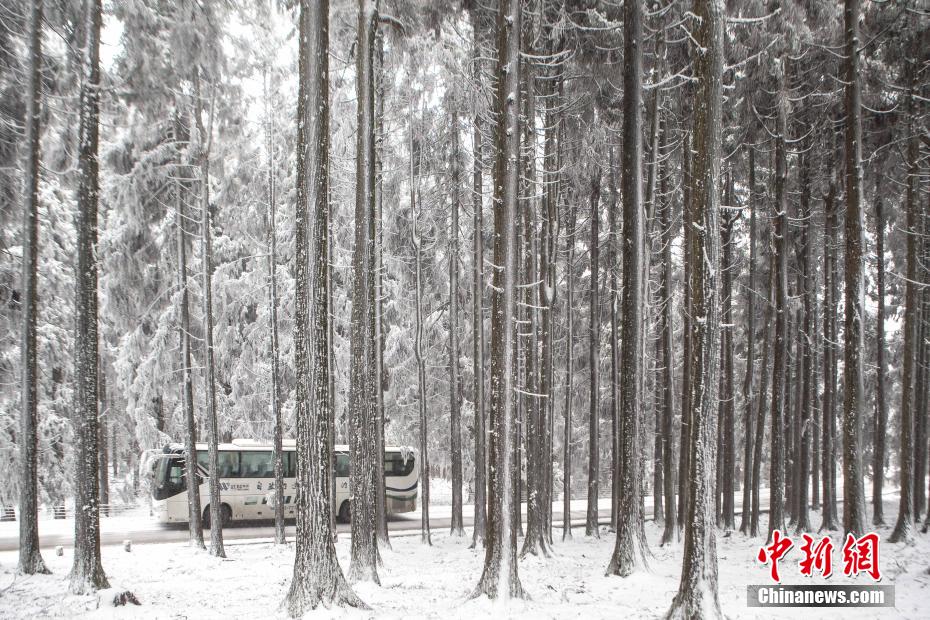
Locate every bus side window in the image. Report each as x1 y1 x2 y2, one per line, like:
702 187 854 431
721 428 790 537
219 451 240 478
241 451 274 478
335 453 349 478
196 450 240 478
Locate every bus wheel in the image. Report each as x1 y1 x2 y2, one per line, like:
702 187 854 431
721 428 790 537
338 501 351 524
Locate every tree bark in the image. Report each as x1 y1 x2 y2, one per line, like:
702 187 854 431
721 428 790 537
586 165 601 539
173 109 204 549
872 177 886 526
666 0 723 614
890 59 920 544
841 0 867 538
69 0 110 593
821 180 839 531
264 69 285 545
657 109 677 547
470 17 487 547
563 198 578 541
450 107 465 538
18 0 49 575
608 0 648 576
348 0 380 583
738 144 756 535
677 132 692 528
767 73 790 542
411 129 431 546
194 67 225 559
372 34 389 547
98 363 109 516
286 1 364 610
720 185 736 531
471 0 524 599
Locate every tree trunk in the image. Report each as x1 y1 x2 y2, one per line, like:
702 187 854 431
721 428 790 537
677 132 692 529
657 108 677 546
608 0 648 576
450 107 465 538
890 59 920 543
520 37 551 556
841 0 867 538
796 147 813 534
563 199 578 541
348 0 380 583
286 1 364 610
411 129 431 546
541 60 561 546
372 34 389 547
720 201 736 531
821 180 839 531
738 144 756 535
18 0 49 575
98 363 109 516
470 18 487 547
872 179 887 526
471 0 524 599
264 69 286 545
194 67 225 559
767 74 790 541
666 0 723 614
69 0 110 593
173 109 204 549
608 144 620 534
586 165 601 539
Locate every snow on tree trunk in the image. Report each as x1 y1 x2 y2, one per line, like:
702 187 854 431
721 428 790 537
69 0 110 593
174 111 204 550
450 105 465 538
18 0 49 577
841 0 867 539
666 0 723 616
608 0 648 576
194 67 225 560
348 0 381 584
471 0 525 600
890 55 920 544
285 1 364 612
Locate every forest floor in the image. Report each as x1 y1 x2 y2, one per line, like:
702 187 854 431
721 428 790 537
1 497 928 619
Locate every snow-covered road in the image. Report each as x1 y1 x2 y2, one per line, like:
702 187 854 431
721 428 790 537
0 490 789 552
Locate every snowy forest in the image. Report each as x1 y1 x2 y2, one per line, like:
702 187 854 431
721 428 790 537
1 0 929 617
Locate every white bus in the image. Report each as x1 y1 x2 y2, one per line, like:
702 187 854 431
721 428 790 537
149 439 417 527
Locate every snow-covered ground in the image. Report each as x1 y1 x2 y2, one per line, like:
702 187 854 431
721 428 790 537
1 498 928 619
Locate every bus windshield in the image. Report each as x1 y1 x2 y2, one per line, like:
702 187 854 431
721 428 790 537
153 456 185 500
